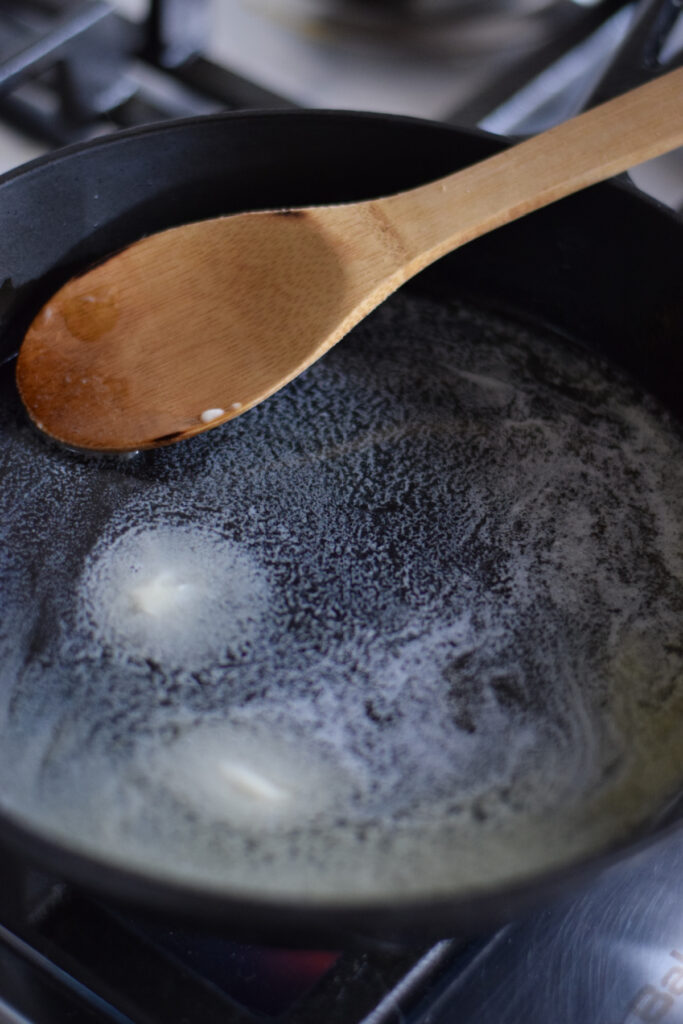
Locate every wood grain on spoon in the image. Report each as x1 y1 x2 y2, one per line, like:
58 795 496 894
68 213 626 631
16 68 683 452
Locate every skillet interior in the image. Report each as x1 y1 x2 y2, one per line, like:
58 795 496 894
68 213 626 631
0 111 681 940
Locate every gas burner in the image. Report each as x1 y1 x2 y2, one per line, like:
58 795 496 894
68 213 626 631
240 0 606 56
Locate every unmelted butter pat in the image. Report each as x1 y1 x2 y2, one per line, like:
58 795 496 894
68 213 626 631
218 760 292 804
130 571 193 618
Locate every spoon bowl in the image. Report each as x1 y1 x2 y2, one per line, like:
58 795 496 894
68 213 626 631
16 68 683 452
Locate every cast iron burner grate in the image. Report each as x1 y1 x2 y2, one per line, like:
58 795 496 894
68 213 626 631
0 0 651 148
0 0 296 149
0 843 478 1024
3 828 683 1024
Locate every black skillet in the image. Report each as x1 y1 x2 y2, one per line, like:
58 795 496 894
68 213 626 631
0 31 681 945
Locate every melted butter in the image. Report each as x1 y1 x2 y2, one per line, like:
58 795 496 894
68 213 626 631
218 761 292 804
58 285 120 342
129 570 193 619
1 292 681 902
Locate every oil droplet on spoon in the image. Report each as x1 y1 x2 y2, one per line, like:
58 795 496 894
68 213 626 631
59 285 120 342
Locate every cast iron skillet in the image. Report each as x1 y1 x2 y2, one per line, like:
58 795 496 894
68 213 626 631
0 109 681 945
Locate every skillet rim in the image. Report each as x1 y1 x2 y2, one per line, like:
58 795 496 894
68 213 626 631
1 789 682 943
1 104 680 221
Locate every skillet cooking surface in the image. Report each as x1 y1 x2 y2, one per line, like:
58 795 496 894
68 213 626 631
0 277 681 906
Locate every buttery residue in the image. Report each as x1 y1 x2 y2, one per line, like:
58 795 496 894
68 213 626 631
0 290 680 903
200 408 224 424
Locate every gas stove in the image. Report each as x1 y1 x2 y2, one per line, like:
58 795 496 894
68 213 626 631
2 827 683 1023
0 3 682 1023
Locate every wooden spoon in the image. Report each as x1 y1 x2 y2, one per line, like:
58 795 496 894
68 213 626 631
16 68 683 452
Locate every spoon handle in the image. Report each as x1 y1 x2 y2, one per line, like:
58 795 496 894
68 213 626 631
376 67 683 270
